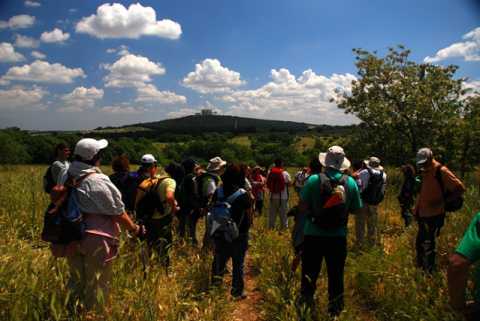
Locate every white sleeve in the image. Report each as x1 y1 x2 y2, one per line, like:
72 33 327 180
206 179 216 196
358 170 370 192
284 171 291 184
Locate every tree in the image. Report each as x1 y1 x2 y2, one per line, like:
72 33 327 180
337 46 465 164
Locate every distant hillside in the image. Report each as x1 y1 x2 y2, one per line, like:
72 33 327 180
94 114 353 136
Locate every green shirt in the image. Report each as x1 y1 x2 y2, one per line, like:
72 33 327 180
301 169 363 237
455 212 480 301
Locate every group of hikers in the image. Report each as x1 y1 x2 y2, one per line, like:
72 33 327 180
40 138 479 320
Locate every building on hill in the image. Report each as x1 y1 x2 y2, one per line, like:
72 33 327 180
195 109 218 116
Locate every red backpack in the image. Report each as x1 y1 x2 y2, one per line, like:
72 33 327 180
267 167 286 194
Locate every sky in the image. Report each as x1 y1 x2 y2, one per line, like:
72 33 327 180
0 0 479 130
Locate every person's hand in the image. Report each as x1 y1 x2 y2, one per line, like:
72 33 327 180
132 224 146 239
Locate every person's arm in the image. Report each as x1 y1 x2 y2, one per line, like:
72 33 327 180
166 189 177 214
113 212 142 236
448 253 471 311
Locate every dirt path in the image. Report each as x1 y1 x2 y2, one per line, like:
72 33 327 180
230 258 263 321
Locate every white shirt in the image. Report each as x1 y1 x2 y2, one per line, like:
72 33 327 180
358 167 387 194
270 170 292 200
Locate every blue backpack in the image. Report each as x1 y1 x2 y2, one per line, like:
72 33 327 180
41 174 93 245
207 187 246 242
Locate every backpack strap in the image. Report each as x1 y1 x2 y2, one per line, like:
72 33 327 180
434 166 446 196
225 188 246 204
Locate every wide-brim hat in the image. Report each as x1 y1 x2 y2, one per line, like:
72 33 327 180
207 156 227 172
367 156 382 170
319 146 351 171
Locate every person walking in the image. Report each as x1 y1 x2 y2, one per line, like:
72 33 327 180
298 146 362 318
177 158 201 245
251 166 266 216
448 211 480 321
64 138 143 312
266 158 291 230
293 167 309 196
415 147 465 273
211 164 253 299
397 164 418 227
109 155 143 216
355 157 387 248
135 154 177 267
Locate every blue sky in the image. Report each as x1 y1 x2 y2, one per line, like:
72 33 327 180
0 0 479 130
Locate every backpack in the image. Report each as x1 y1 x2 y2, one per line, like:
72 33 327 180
361 168 385 205
309 173 349 229
267 167 286 194
207 187 246 242
41 173 94 244
435 166 464 212
43 165 55 194
177 173 200 209
110 171 145 212
135 177 168 223
196 173 220 208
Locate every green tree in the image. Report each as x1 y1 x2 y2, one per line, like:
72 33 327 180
338 46 464 164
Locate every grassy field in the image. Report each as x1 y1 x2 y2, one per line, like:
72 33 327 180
0 165 479 321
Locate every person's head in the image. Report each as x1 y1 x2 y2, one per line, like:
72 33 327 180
416 147 434 170
181 158 199 174
274 158 283 168
309 157 323 175
54 142 70 161
222 163 245 195
207 156 227 175
319 145 351 172
73 138 108 167
139 154 158 177
352 160 365 172
165 162 185 183
401 164 416 177
367 156 383 170
111 154 130 173
252 166 262 176
240 163 251 178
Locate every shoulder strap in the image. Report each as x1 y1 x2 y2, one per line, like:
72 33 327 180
226 188 246 204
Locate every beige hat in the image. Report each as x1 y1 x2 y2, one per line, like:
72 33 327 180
319 146 351 171
367 156 382 169
207 156 227 172
74 138 108 161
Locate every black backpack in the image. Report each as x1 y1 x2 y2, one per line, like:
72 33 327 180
135 177 168 223
309 173 349 229
43 166 55 194
435 166 464 212
361 168 385 205
196 173 220 208
177 173 200 209
110 171 145 212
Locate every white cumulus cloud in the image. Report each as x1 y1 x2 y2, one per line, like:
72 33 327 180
14 34 39 48
99 105 144 114
76 3 182 40
25 1 41 7
104 54 165 88
40 28 70 43
182 58 245 94
31 50 46 59
0 86 46 110
0 42 25 63
1 60 85 84
425 27 480 63
0 15 35 29
136 84 187 104
59 86 104 112
219 68 358 125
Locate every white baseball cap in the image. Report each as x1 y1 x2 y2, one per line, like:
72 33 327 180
141 154 157 164
74 138 108 161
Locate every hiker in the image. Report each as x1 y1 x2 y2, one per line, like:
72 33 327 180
251 166 266 216
266 158 291 230
135 154 177 267
298 146 363 317
293 167 309 196
415 147 465 273
198 157 227 248
64 138 143 312
210 163 253 299
308 157 323 176
397 164 418 227
355 157 387 248
109 155 142 216
43 142 71 192
448 211 480 321
177 158 201 245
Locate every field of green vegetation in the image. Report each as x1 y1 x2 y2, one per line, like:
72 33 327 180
1 165 479 321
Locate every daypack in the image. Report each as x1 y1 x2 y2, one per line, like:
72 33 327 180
43 165 55 194
135 177 168 223
267 167 286 194
109 171 145 212
177 173 200 209
41 173 94 244
361 168 385 205
207 187 246 242
309 173 349 229
195 172 220 208
435 166 464 212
